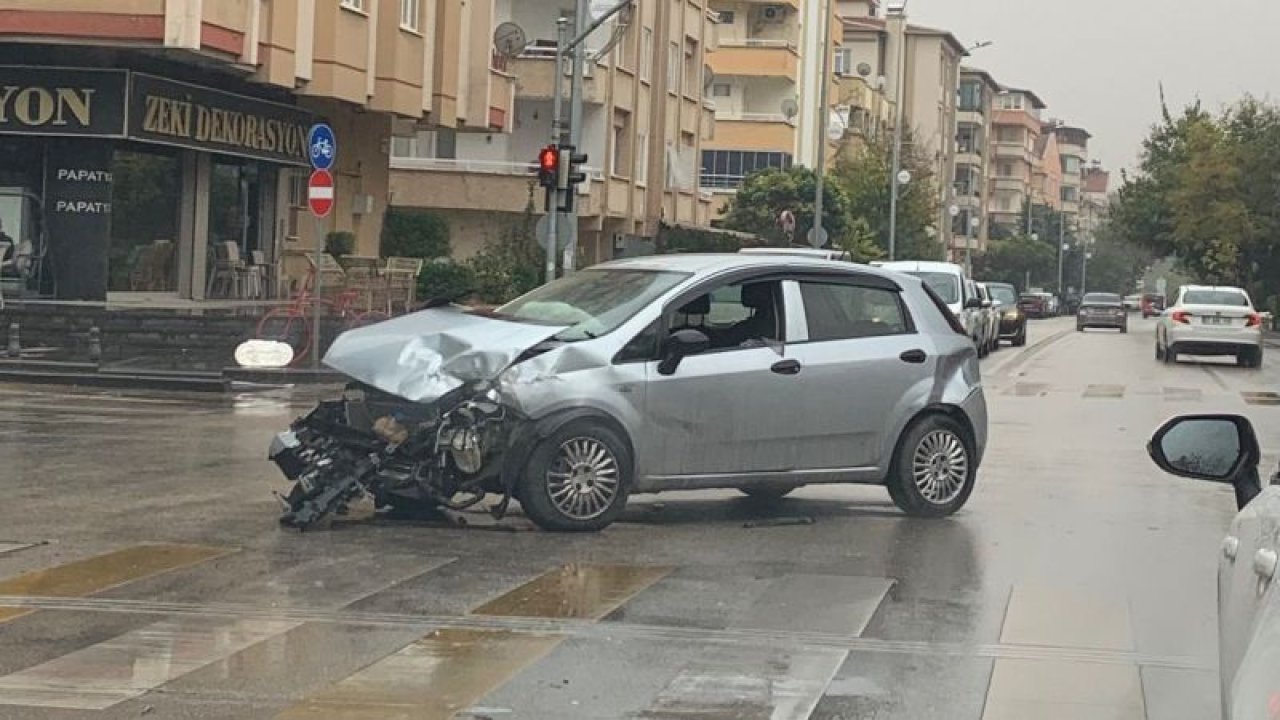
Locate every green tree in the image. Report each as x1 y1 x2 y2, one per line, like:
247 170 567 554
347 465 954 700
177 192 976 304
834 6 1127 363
971 235 1056 291
831 131 941 260
719 166 853 246
1167 118 1253 285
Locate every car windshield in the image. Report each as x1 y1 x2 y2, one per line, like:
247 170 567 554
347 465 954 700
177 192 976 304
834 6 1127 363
492 269 689 341
1083 293 1122 305
1181 290 1250 307
906 272 960 304
988 286 1017 304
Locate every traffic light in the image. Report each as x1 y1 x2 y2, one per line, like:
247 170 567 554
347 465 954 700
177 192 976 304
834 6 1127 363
537 145 559 189
557 146 589 211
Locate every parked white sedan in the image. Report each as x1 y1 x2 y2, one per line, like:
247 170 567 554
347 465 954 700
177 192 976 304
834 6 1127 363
1155 285 1264 367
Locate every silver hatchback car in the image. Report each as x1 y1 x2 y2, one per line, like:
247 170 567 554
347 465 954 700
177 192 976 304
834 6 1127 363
294 254 988 531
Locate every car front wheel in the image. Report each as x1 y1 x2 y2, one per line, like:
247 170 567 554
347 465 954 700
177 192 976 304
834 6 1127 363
887 414 976 518
519 420 632 531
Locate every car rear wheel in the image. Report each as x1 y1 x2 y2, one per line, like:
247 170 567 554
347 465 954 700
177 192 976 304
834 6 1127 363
519 420 632 531
1238 347 1263 369
1164 342 1177 364
887 414 976 518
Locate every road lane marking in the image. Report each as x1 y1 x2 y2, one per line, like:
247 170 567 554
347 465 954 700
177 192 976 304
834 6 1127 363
1000 583 1134 652
981 658 1145 720
1083 384 1126 398
731 574 893 636
270 563 671 719
0 616 298 710
473 563 673 620
0 543 233 624
274 629 561 720
1242 391 1280 406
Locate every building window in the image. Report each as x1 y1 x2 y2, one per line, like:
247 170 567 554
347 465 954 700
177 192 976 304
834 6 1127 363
956 125 979 154
399 0 420 30
998 94 1024 111
1062 155 1082 174
667 41 681 94
998 161 1015 177
716 9 735 24
711 83 731 98
640 27 653 82
340 0 366 12
833 48 852 76
684 39 699 96
636 133 649 184
700 149 792 189
997 126 1021 143
612 110 632 177
617 20 638 69
958 81 982 112
1062 186 1079 203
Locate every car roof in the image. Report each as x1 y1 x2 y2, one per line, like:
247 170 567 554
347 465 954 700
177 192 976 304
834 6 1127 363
1180 284 1247 293
597 253 904 281
738 247 845 258
876 260 965 274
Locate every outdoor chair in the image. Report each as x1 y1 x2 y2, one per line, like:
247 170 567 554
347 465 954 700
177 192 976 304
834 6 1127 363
384 257 424 315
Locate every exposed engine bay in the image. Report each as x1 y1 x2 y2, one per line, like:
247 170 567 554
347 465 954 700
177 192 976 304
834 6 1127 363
271 381 516 529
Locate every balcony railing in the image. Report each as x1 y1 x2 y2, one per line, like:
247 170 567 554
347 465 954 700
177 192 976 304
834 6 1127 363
391 156 603 181
700 173 746 190
718 38 798 51
715 112 797 126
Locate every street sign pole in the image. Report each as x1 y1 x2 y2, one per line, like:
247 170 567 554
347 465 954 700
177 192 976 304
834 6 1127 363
307 123 337 369
546 18 568 284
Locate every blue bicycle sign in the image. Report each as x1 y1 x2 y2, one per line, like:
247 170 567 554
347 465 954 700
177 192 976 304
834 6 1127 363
308 123 336 170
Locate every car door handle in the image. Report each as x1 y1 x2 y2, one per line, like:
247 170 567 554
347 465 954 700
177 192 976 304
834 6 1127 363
1223 536 1240 561
899 349 928 364
771 359 802 375
1254 549 1278 581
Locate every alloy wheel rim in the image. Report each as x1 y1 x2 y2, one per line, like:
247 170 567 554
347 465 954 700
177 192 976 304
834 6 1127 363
546 437 620 520
911 430 969 505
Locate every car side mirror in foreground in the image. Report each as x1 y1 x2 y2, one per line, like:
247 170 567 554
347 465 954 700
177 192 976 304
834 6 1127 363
658 328 711 376
1148 414 1263 510
965 297 984 310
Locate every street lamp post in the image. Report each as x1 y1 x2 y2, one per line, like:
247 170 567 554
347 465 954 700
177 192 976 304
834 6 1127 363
811 0 836 248
967 215 980 275
886 2 909 260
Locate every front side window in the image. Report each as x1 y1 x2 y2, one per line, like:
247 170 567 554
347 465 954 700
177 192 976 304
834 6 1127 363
494 269 689 341
800 282 910 341
669 280 783 351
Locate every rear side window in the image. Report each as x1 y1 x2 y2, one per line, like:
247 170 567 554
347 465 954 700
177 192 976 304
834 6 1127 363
921 283 966 335
799 282 911 341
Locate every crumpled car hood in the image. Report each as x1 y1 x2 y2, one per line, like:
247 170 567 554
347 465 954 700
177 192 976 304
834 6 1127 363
322 307 568 403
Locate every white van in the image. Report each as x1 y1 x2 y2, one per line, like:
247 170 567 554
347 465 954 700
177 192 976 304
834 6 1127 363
876 261 985 344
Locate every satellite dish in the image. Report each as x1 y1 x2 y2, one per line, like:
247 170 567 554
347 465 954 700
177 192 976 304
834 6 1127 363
493 22 528 59
856 62 873 77
781 98 799 120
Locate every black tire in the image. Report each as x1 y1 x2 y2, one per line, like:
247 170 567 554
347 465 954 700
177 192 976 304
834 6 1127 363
518 419 632 531
886 414 976 518
738 485 799 501
1240 347 1263 369
1155 342 1165 361
1013 327 1027 347
1120 325 1128 334
1076 324 1084 332
1164 343 1177 364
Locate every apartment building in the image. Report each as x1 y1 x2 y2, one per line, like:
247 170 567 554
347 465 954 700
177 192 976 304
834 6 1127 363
988 88 1047 233
1080 165 1109 240
1050 123 1091 222
699 0 841 204
391 0 716 264
952 67 999 257
0 0 480 302
839 9 966 252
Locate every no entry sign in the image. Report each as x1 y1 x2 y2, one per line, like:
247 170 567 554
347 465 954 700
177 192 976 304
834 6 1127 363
308 169 334 218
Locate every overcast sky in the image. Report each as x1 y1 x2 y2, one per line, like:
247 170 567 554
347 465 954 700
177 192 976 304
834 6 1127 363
910 0 1280 174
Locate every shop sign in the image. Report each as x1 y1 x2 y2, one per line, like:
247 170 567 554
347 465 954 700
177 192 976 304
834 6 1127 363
0 67 127 138
127 73 315 165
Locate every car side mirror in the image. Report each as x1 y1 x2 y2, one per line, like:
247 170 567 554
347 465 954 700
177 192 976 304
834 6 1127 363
658 328 711 376
964 297 983 310
1148 414 1262 510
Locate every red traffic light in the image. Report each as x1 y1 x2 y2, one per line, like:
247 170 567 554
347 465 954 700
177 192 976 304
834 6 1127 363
539 145 559 173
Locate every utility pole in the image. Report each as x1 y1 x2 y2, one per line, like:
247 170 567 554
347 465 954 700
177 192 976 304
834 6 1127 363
565 0 588 273
886 6 908 261
811 0 835 248
1057 212 1066 295
546 17 568 284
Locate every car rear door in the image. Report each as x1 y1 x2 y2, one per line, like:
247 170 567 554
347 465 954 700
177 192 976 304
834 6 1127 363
782 274 935 471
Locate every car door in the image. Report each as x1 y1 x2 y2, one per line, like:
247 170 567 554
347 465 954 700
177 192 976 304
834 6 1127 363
783 275 935 471
640 274 810 480
1218 487 1280 718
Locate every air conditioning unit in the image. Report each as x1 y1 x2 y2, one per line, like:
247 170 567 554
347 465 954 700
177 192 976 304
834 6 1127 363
761 5 786 22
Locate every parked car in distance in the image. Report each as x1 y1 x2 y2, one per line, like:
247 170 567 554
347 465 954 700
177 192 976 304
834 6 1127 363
877 261 986 353
1146 414 1278 720
1076 292 1128 332
1017 292 1053 318
1155 285 1264 367
1123 294 1142 312
974 282 1000 355
1139 293 1165 318
738 247 852 262
984 282 1026 346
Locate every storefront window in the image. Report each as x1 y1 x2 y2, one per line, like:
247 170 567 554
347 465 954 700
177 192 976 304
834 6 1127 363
110 148 181 292
207 158 276 298
0 138 47 298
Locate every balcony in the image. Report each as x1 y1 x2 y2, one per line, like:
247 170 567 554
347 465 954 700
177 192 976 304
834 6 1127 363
958 109 985 127
390 157 605 217
708 114 797 152
708 40 800 80
956 150 983 167
511 51 606 104
992 177 1026 193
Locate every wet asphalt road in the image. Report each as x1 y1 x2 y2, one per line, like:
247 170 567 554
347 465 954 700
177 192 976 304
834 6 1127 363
0 315 1274 719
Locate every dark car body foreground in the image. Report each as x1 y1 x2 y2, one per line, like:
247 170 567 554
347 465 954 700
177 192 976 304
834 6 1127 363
1077 293 1128 332
985 283 1026 346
